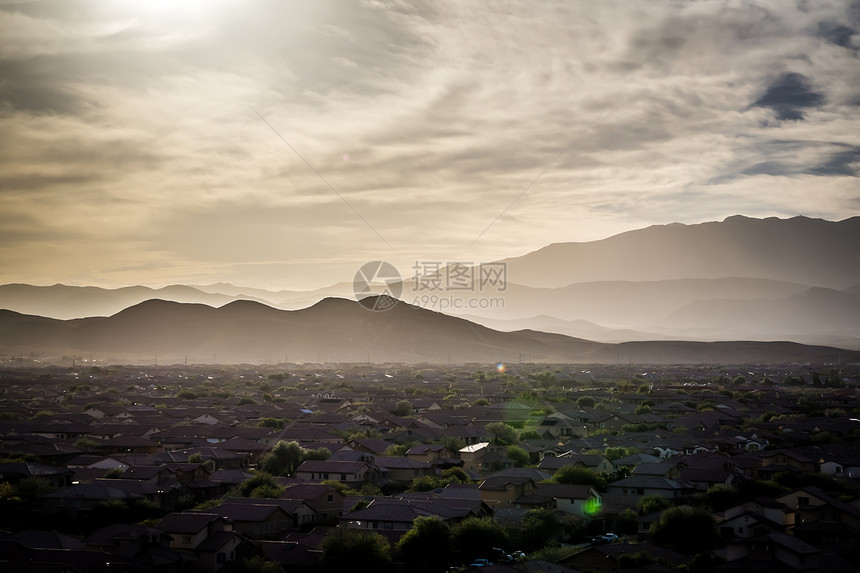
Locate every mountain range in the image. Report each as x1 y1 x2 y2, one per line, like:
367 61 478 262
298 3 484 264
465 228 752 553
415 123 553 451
0 215 857 357
0 297 855 365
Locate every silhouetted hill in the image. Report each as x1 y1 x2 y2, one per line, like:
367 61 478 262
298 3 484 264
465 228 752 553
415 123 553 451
0 298 855 365
461 314 672 343
664 287 860 337
2 216 857 349
501 215 860 288
0 284 265 320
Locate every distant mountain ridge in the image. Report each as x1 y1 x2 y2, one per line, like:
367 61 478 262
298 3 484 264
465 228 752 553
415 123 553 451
0 297 855 365
502 215 860 288
0 283 266 320
1 215 858 350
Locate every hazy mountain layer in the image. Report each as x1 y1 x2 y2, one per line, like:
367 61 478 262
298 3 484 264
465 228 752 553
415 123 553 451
501 215 860 289
0 298 855 365
1 216 858 349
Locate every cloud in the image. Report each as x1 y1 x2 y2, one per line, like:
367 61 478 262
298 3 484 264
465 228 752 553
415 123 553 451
0 0 859 289
817 21 857 49
806 146 860 176
753 72 826 120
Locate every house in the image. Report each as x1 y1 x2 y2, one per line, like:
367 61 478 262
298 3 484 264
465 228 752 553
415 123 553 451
605 475 693 499
459 442 513 475
559 541 687 572
531 483 602 518
346 437 393 456
282 483 345 523
405 443 453 463
721 497 794 538
737 533 823 571
776 487 860 549
538 452 614 475
757 449 818 479
631 459 685 480
155 512 254 572
203 500 299 539
294 459 372 486
82 524 188 572
535 411 588 440
341 495 490 535
42 482 147 519
0 462 73 488
373 456 433 483
478 476 538 508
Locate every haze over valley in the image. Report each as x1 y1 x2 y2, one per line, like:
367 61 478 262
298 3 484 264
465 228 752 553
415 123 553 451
2 215 857 359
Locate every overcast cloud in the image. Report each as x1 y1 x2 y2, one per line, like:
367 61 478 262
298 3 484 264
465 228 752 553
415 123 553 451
0 0 858 289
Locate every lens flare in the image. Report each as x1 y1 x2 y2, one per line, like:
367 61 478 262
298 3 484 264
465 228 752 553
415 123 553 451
496 362 505 373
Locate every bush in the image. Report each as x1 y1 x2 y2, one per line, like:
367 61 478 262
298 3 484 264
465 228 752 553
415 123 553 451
650 506 718 554
637 494 670 515
396 516 452 572
235 472 284 498
451 517 509 562
518 508 563 551
507 445 530 467
552 466 606 490
320 528 392 572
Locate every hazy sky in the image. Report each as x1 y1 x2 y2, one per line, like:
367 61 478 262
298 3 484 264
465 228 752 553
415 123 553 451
1 0 859 290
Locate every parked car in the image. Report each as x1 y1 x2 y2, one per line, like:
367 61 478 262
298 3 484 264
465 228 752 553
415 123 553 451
602 532 619 541
468 558 491 567
590 532 619 544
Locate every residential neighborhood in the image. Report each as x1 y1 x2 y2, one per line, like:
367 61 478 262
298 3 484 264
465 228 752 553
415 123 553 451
1 361 859 572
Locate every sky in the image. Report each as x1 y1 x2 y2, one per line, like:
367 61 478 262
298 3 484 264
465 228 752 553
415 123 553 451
1 0 859 291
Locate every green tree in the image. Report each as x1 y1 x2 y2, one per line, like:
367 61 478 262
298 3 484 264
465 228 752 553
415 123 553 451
407 475 445 492
601 446 638 461
235 472 284 498
260 441 304 476
320 528 392 572
506 445 530 467
451 517 509 562
704 485 743 512
395 400 413 417
303 447 331 461
258 417 286 430
440 467 471 483
576 396 595 408
518 508 563 551
103 467 124 479
637 495 670 515
384 444 411 457
650 506 718 554
396 516 453 572
552 466 606 489
520 429 541 440
73 437 102 450
438 436 465 453
485 422 518 446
